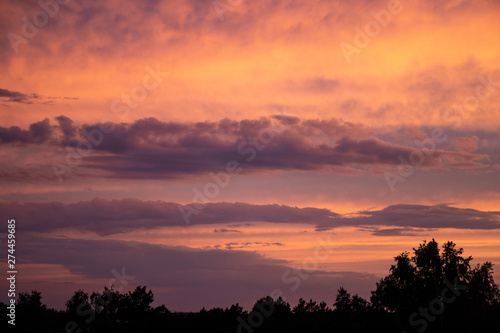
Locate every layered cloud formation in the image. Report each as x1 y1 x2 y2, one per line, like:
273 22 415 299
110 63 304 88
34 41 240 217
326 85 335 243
1 0 500 312
0 116 495 183
3 199 499 235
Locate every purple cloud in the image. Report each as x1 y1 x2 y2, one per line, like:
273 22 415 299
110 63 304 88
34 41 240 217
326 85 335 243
16 235 377 311
0 116 492 181
0 118 52 144
3 199 499 236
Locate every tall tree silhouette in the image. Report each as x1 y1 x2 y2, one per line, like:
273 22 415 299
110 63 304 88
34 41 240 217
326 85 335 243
371 239 500 332
66 289 92 333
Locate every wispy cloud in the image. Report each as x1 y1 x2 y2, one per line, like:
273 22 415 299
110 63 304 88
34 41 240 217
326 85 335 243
214 228 241 233
225 242 285 250
0 88 40 104
0 88 78 105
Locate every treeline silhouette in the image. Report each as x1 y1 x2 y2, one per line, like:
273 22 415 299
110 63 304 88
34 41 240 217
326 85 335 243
2 240 500 332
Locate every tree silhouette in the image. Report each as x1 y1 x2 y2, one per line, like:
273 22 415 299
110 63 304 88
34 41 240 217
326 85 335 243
371 239 500 332
1 239 498 333
18 290 46 313
124 285 154 313
65 290 92 333
66 289 90 312
15 290 52 331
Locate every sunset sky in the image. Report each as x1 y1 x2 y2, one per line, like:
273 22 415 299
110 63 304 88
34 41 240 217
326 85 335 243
1 0 500 311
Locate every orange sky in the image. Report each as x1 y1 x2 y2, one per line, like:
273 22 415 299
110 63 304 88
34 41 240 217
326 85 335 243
1 0 500 311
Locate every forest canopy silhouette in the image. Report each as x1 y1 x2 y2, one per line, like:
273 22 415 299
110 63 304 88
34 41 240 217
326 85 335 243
3 240 499 333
